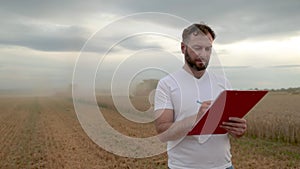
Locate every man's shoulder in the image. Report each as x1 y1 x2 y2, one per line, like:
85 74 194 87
156 69 185 89
159 69 185 82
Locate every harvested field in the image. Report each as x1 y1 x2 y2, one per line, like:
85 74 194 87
0 92 299 168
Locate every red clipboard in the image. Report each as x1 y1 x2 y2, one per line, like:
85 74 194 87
188 90 268 135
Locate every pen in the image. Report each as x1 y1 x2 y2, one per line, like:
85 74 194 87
196 100 203 104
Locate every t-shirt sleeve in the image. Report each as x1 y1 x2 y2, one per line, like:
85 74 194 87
154 79 173 111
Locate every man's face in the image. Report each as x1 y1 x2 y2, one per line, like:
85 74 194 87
183 33 213 71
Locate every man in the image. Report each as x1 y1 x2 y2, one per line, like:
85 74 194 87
154 23 247 169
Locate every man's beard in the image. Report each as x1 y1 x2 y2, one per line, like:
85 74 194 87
185 49 209 71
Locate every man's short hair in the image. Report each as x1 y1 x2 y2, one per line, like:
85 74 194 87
182 23 216 44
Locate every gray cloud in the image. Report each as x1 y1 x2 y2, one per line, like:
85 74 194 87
117 35 165 51
1 0 300 51
0 20 89 51
120 0 300 43
1 1 121 21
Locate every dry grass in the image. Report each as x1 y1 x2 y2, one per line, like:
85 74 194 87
246 91 300 143
0 92 299 168
0 97 167 169
231 137 300 169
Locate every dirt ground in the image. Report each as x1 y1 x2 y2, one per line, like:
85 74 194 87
0 95 299 169
0 97 166 169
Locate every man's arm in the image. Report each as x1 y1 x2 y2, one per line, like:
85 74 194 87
154 101 211 142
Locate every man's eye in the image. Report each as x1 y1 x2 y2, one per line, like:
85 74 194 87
193 47 202 50
192 46 212 51
205 47 212 51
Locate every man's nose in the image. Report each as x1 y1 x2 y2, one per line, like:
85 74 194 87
196 49 208 57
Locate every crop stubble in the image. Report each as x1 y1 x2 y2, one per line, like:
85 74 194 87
0 92 300 169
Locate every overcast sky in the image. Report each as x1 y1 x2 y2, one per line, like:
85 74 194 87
1 0 300 94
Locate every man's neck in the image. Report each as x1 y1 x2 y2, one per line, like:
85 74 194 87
183 64 206 79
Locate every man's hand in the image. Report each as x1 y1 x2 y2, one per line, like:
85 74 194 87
220 117 247 138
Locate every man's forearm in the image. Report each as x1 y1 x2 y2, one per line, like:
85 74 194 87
157 114 198 142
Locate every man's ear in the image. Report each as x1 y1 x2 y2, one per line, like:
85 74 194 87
181 42 186 54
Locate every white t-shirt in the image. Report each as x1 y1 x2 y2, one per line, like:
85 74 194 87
154 68 232 169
